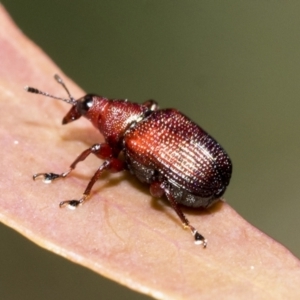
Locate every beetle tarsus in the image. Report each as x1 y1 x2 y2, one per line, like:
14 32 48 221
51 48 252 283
194 231 207 247
59 198 84 209
33 169 72 183
188 225 207 247
33 172 61 183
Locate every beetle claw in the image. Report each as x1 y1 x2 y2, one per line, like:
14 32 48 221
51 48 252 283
33 169 72 183
33 172 60 183
59 199 83 209
188 225 207 247
59 196 86 209
194 231 207 247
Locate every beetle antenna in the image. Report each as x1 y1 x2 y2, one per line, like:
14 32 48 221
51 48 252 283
24 74 76 106
53 74 75 102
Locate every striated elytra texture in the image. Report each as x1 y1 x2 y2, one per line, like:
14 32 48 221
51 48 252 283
124 108 232 207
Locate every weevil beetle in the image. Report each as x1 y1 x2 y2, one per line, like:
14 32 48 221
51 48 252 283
25 74 232 247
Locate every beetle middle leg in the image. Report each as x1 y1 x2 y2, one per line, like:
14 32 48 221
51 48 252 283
150 181 207 247
59 157 123 208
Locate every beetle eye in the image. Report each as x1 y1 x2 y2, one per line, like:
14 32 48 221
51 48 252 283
77 94 94 114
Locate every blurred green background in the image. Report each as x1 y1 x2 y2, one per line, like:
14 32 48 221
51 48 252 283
1 1 300 299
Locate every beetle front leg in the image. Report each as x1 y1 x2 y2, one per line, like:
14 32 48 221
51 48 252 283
59 157 124 208
150 182 207 247
33 143 113 183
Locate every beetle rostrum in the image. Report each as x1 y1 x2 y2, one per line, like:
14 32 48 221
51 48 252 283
25 74 232 247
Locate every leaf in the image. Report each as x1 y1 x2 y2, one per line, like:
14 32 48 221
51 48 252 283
0 5 300 299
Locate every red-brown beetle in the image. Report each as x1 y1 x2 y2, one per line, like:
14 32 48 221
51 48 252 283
25 74 232 247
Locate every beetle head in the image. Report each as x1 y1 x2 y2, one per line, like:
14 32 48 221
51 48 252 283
25 74 146 148
62 94 97 124
25 74 106 125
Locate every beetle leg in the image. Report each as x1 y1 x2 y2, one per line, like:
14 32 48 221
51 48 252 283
142 99 159 111
59 157 124 208
33 143 113 183
163 186 207 247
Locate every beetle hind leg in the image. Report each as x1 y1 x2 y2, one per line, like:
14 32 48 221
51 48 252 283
142 99 158 112
150 182 207 247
